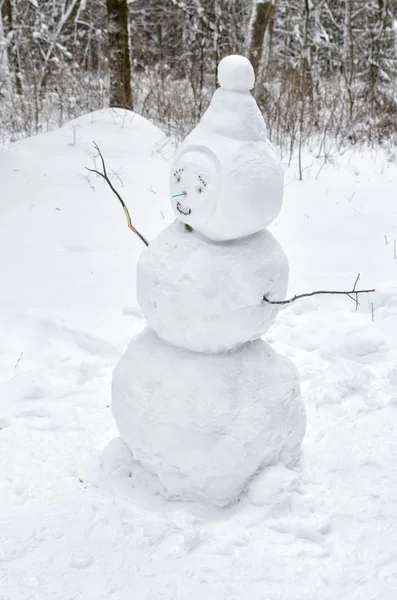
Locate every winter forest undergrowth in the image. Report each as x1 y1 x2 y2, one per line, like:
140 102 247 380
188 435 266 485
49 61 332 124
1 0 397 153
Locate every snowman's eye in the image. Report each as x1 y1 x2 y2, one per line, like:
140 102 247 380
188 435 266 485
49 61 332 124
174 167 184 183
198 187 202 193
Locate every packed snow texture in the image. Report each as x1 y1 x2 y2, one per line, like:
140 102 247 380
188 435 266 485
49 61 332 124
120 56 298 506
217 55 255 91
137 220 289 353
170 56 283 240
112 328 305 506
2 108 397 599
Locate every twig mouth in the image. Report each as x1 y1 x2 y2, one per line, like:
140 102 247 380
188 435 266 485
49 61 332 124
176 201 192 216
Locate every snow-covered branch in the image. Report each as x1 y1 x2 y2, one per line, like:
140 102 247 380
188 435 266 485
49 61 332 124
37 0 81 92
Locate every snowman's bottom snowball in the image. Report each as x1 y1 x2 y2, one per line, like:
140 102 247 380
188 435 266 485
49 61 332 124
112 329 306 506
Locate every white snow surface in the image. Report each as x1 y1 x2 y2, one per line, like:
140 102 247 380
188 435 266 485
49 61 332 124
137 220 289 352
112 329 305 506
1 108 397 599
170 56 281 240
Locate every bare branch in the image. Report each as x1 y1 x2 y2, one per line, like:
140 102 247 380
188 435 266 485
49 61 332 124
86 142 149 247
263 274 374 306
352 272 360 291
14 351 23 368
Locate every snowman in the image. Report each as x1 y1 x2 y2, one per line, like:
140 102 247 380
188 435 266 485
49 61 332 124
112 55 306 506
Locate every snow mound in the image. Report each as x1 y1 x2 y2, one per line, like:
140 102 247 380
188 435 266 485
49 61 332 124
137 220 289 353
0 108 172 336
112 328 306 506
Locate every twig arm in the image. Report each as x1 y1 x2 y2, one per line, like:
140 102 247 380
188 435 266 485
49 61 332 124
86 142 149 247
263 274 374 306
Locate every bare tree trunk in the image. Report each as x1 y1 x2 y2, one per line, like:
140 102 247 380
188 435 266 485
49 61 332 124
213 0 220 90
298 0 312 180
248 0 276 78
106 0 133 109
344 0 355 119
301 0 313 101
1 0 22 94
0 8 11 96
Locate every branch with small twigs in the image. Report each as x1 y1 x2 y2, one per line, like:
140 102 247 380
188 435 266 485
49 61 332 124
85 142 149 247
263 273 374 307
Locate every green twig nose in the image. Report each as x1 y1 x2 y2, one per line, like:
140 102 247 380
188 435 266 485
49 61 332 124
172 192 187 198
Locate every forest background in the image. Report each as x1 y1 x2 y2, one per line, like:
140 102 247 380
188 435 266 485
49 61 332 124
1 0 397 158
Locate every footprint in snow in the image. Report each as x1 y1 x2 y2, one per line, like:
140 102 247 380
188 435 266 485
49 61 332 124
0 416 11 430
377 553 397 582
16 408 51 419
59 244 96 253
122 306 144 319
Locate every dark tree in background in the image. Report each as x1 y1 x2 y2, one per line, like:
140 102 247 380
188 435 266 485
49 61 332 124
1 0 21 94
0 0 396 150
106 0 133 109
248 1 275 78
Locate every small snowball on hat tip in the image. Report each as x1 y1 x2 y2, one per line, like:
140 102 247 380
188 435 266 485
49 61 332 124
217 55 255 92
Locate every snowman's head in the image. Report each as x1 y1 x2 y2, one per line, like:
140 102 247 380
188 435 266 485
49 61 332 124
169 55 284 241
170 149 220 230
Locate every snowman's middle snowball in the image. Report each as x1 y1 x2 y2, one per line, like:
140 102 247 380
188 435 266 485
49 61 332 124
137 220 289 353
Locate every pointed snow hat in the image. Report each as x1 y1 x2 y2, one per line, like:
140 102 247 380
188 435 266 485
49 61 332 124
199 55 268 142
170 55 284 241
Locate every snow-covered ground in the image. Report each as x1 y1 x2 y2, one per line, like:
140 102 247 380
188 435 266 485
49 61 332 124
1 109 397 599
